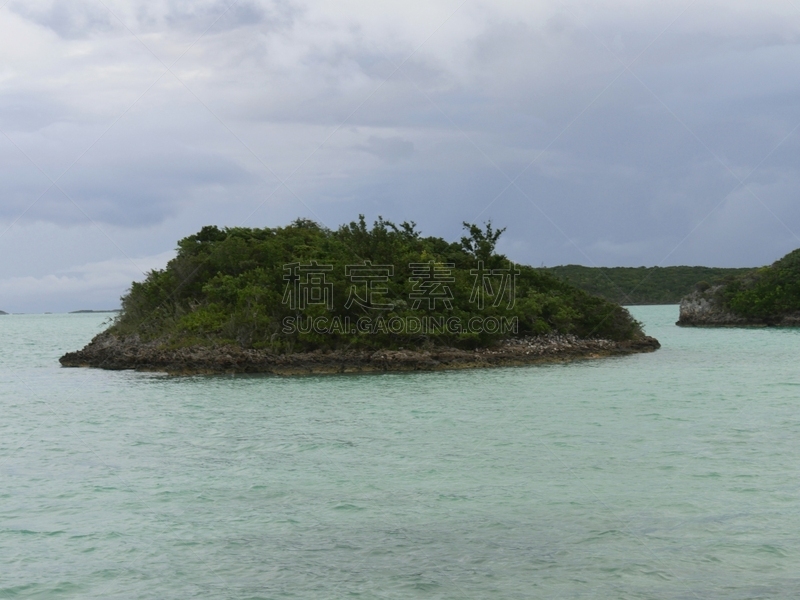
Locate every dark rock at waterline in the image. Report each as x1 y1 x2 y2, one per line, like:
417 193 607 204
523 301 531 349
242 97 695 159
59 332 660 375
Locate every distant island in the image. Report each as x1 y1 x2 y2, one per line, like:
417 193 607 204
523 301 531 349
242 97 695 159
547 265 751 305
60 218 659 374
677 248 800 326
69 309 121 314
0 310 7 315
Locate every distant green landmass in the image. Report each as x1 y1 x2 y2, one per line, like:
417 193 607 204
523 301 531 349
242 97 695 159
678 248 800 326
69 309 120 314
109 217 646 352
0 310 7 315
546 265 752 305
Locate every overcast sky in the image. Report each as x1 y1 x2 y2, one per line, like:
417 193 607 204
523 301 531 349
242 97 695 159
1 0 800 312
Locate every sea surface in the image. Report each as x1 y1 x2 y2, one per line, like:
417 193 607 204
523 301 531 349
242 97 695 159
2 305 800 599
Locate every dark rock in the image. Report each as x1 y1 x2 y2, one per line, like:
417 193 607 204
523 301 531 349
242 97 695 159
59 332 660 376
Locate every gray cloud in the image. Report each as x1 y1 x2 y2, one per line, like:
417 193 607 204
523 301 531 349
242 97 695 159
0 251 174 313
356 135 415 162
0 135 258 227
10 0 114 39
3 0 800 310
0 92 72 132
162 0 296 33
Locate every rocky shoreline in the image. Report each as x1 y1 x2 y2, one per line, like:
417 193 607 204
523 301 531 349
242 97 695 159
59 332 660 375
677 288 800 327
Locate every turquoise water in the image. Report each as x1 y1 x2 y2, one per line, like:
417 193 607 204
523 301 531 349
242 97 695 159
2 306 800 598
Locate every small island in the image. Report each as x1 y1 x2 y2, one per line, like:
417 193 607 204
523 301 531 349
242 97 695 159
60 217 659 374
677 248 800 326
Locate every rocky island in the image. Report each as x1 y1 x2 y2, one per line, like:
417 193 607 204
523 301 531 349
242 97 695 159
61 218 659 374
677 248 800 327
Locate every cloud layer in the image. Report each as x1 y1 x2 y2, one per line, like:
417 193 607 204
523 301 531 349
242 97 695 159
2 0 800 310
0 251 173 313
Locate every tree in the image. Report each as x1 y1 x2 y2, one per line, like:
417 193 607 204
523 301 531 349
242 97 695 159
461 221 506 264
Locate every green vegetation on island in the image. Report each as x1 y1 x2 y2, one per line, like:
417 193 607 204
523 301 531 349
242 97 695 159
546 265 751 305
110 217 646 353
719 249 800 319
678 248 800 326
